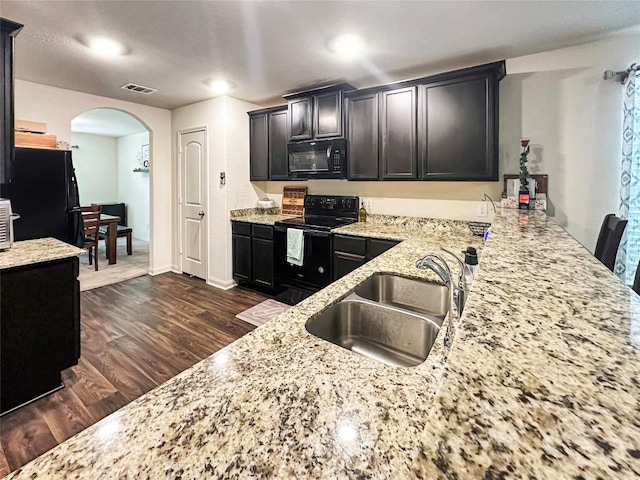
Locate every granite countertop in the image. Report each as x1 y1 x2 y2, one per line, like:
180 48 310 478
230 207 296 226
0 238 84 270
7 210 640 479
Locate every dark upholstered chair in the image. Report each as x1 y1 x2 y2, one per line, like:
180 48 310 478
633 261 640 295
95 202 133 256
80 205 102 271
594 214 627 272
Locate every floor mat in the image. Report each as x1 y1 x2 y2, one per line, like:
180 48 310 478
235 298 291 327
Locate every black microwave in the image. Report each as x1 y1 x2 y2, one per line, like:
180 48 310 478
287 139 346 179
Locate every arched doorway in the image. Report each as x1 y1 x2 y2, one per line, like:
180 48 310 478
70 108 152 290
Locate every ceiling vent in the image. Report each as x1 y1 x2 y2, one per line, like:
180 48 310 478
120 83 158 95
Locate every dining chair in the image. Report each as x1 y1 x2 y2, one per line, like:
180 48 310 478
95 202 133 257
80 205 102 271
594 214 627 272
632 260 640 295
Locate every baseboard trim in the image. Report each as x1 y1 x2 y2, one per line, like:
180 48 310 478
206 278 236 290
149 265 172 276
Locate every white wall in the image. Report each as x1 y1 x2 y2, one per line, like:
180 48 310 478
15 80 172 274
172 96 261 288
500 32 639 251
117 132 151 242
70 132 118 205
255 180 498 222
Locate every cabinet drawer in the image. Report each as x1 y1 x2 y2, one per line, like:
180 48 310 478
252 224 274 240
333 234 367 255
232 221 252 236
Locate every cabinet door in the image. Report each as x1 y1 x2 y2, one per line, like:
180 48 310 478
1 19 22 184
419 75 497 180
249 113 269 180
0 257 79 413
380 86 418 180
332 251 366 281
232 234 252 282
347 92 379 180
269 109 289 180
366 238 400 260
252 238 274 289
289 97 313 141
314 91 342 138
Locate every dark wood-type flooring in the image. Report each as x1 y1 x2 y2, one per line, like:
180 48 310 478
0 273 269 476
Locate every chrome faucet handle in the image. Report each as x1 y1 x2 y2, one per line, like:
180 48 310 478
416 253 452 285
440 248 470 290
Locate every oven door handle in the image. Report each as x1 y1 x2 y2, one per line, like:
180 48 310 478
304 230 330 238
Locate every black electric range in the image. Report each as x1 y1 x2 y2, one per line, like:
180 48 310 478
273 195 359 304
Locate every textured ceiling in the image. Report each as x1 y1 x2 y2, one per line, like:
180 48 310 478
3 1 640 110
71 108 147 137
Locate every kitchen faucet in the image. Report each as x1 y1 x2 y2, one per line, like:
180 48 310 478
415 253 455 348
440 247 471 316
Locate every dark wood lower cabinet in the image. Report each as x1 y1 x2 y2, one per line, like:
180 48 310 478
0 256 80 415
252 238 274 289
366 238 400 260
232 221 275 291
332 234 401 281
333 251 366 281
232 234 252 283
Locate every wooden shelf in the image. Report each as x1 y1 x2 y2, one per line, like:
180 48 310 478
133 168 149 173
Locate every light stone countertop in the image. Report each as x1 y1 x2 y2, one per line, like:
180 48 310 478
6 209 640 479
230 207 296 225
0 237 83 270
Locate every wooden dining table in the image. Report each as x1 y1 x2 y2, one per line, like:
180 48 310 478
100 214 120 265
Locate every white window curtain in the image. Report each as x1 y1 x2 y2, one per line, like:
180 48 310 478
617 69 640 284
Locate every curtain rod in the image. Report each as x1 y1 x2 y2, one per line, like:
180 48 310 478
603 63 638 84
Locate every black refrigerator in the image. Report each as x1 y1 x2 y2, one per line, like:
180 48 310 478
0 147 84 246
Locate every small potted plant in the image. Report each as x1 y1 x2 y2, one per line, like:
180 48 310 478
519 139 531 209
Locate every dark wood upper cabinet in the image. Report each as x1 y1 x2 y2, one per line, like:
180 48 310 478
249 113 269 180
1 18 23 185
288 97 313 141
284 83 354 142
248 62 504 183
249 105 288 181
419 74 498 181
346 91 379 180
268 108 289 180
380 86 418 180
314 90 343 138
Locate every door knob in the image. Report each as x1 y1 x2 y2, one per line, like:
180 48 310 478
198 211 205 217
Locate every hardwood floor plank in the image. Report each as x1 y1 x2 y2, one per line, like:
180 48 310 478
0 273 269 474
65 361 118 409
84 392 129 421
0 442 11 478
0 406 58 471
38 387 95 444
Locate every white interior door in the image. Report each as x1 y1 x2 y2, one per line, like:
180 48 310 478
180 129 207 279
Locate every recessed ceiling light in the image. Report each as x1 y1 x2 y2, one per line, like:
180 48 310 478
329 34 366 58
206 79 234 95
87 37 126 57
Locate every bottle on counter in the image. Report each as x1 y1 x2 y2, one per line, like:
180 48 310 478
518 184 530 210
358 201 367 222
463 246 478 281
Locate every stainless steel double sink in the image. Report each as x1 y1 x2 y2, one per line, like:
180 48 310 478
305 274 449 368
